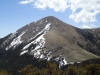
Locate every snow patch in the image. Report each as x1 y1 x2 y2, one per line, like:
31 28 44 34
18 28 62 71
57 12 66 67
91 30 95 32
34 20 37 23
44 50 52 61
27 23 30 26
77 62 80 64
46 20 47 23
54 55 67 67
40 54 44 58
6 31 26 50
68 62 74 65
1 31 18 49
20 50 28 55
21 23 51 56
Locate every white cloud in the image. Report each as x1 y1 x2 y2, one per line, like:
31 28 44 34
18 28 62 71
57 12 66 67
19 0 68 12
19 0 100 28
33 0 68 12
68 0 100 23
81 24 95 29
69 9 100 23
19 0 34 4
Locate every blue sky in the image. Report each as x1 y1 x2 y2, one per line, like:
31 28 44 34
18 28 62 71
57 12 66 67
0 0 100 38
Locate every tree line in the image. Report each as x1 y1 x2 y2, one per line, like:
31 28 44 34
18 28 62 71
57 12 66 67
0 61 100 75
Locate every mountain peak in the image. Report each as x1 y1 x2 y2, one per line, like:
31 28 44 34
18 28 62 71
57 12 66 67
43 16 58 19
0 16 100 65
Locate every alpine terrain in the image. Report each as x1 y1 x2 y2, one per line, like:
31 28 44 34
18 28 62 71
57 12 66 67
0 16 100 69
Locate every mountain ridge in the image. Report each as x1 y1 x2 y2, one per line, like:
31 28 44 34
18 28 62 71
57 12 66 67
0 16 100 64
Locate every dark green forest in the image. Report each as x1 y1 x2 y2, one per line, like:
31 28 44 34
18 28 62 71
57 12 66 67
0 40 100 75
0 58 100 75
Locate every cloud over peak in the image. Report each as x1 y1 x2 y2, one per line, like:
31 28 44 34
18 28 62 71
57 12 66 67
34 0 68 12
19 0 68 12
19 0 100 28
